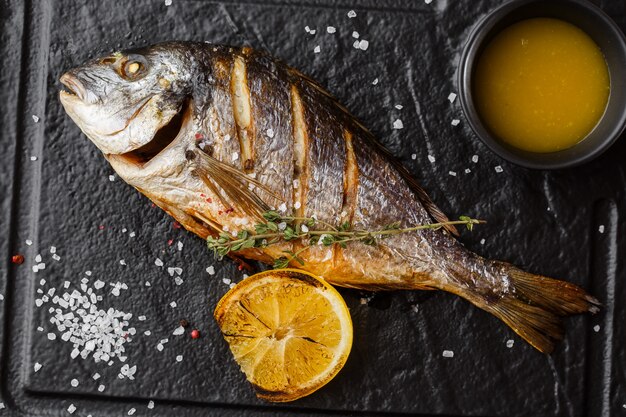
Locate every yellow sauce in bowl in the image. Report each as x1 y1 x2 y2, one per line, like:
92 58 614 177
474 18 610 153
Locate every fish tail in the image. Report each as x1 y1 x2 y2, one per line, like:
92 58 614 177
445 261 600 354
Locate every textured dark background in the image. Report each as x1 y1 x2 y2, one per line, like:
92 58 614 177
0 0 625 416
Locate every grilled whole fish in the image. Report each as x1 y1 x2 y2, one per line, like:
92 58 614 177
60 42 598 353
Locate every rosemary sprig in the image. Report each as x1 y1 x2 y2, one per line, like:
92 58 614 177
207 211 484 269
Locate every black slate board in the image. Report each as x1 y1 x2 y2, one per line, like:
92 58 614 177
1 0 625 416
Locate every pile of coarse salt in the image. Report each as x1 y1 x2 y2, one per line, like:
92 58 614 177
40 280 136 365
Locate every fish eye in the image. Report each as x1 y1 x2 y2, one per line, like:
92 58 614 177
120 56 148 80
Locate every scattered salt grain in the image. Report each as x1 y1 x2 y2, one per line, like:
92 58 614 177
52 254 61 261
32 114 40 123
301 224 309 233
464 168 471 174
278 202 287 212
174 277 184 286
313 45 321 54
352 31 359 39
358 40 369 50
67 404 76 414
395 104 403 110
30 156 38 161
372 78 379 85
34 362 42 372
129 231 136 237
471 155 479 163
155 258 163 267
593 324 600 332
428 155 436 163
128 408 136 416
222 278 232 285
85 270 92 276
176 355 183 362
448 171 457 177
119 259 126 266
144 330 151 336
506 339 514 348
442 350 454 358
98 384 105 392
119 364 137 380
266 128 274 138
411 154 417 160
392 119 403 129
47 333 56 340
494 166 503 173
173 326 185 336
447 93 457 103
71 379 79 387
425 0 433 4
108 175 115 182
170 301 177 308
92 373 100 380
177 241 183 251
206 265 215 275
148 401 155 409
598 225 605 234
0 402 4 410
347 10 356 18
164 0 172 5
0 294 4 301
327 26 336 33
294 201 301 209
35 254 42 262
451 119 460 126
93 280 105 290
480 238 486 245
232 152 239 161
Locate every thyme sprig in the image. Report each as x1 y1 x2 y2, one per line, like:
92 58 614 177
207 211 484 269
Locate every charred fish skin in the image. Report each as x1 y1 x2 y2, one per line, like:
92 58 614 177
60 41 599 353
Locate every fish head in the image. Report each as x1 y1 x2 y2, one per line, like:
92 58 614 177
59 44 193 157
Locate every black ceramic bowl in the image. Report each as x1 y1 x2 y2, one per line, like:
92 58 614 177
458 0 626 169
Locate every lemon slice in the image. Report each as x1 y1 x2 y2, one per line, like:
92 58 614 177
214 268 353 402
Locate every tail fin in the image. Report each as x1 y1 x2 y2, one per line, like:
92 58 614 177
448 263 600 354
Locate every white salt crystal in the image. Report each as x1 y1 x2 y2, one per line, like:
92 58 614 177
128 408 136 416
155 258 163 267
395 104 403 109
68 404 76 414
266 128 274 138
156 343 164 352
352 31 359 38
98 384 105 392
119 259 126 266
480 239 486 245
327 26 336 33
392 119 403 129
347 10 356 18
0 294 4 301
92 373 100 380
176 355 183 362
301 224 309 233
495 166 503 173
148 401 155 409
174 277 183 286
294 201 301 209
372 78 379 85
177 241 183 251
232 152 239 161
593 324 600 332
26 239 33 246
278 202 287 212
313 45 320 54
506 339 514 348
451 119 460 126
164 0 172 5
34 362 42 372
108 175 115 182
464 168 471 174
448 171 457 177
472 155 479 163
0 402 4 409
442 350 454 358
52 254 61 261
32 115 40 123
47 333 56 340
50 246 57 254
30 156 38 161
425 0 433 4
129 232 136 237
598 225 605 234
358 40 369 50
170 301 177 308
138 315 146 321
35 254 42 262
447 93 457 103
71 379 79 387
93 280 105 289
144 330 151 336
428 155 436 163
206 266 215 275
173 326 185 336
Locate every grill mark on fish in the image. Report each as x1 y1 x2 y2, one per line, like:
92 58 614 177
230 55 254 171
290 85 308 220
341 130 359 225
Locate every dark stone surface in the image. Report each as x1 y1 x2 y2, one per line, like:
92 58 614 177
0 0 624 416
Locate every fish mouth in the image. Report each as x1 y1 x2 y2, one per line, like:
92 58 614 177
115 99 189 166
60 73 86 101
